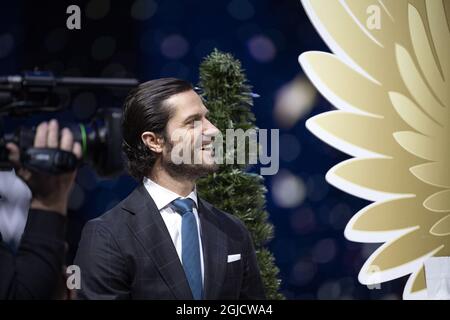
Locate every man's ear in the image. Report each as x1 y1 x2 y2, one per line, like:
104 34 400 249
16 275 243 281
141 131 164 153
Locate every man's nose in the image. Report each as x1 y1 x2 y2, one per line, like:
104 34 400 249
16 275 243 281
203 119 220 136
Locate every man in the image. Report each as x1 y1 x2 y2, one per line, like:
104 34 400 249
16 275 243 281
75 78 266 300
0 120 81 299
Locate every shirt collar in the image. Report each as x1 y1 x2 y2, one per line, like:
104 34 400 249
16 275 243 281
143 177 198 211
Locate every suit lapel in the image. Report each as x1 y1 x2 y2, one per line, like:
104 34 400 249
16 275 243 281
123 184 193 299
198 199 228 300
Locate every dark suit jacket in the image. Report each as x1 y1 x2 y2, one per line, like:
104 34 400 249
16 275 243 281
0 210 66 299
74 184 266 300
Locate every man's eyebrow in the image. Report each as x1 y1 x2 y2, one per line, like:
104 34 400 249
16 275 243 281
183 113 202 124
183 110 209 124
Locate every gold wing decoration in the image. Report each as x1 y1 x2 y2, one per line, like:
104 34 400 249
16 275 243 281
299 0 449 299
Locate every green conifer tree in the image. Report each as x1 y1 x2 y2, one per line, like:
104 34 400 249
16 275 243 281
197 49 283 299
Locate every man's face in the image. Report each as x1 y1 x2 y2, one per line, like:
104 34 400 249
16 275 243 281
161 89 220 179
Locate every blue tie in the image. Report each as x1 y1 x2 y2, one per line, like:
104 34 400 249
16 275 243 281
170 198 203 300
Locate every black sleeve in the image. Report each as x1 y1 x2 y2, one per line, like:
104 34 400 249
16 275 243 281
0 209 66 300
74 220 131 300
239 223 267 300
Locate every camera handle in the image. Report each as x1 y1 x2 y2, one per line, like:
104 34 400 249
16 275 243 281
21 148 80 174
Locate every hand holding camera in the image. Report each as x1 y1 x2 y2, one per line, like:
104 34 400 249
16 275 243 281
6 119 82 215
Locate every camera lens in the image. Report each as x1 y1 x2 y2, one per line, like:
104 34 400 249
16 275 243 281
70 108 124 177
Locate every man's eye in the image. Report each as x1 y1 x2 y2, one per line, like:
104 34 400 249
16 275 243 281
185 121 196 128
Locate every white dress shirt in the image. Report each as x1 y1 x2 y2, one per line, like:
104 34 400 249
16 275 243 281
143 177 205 285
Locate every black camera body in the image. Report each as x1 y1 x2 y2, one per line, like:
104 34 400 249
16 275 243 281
0 71 138 176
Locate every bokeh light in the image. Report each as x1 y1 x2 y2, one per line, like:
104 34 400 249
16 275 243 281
271 170 306 208
247 34 276 63
160 34 189 59
274 76 317 129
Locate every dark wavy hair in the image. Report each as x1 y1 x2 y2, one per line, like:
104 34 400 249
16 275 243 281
122 78 193 180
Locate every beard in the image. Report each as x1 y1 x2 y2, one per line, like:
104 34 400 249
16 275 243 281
161 137 219 181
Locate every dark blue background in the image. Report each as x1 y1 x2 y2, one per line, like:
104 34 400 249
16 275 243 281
0 0 405 299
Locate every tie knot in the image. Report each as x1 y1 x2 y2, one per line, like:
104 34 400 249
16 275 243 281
171 198 195 216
